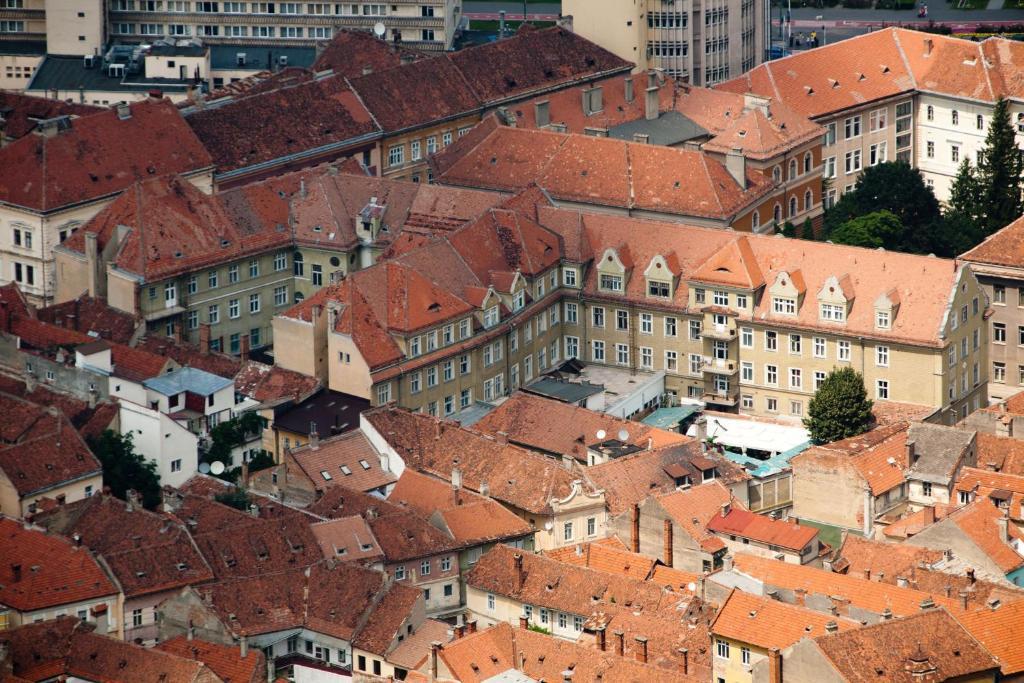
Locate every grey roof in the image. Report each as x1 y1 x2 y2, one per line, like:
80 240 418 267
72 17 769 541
209 44 316 71
451 400 497 428
0 40 46 56
608 110 708 146
27 55 191 94
148 43 206 57
273 389 369 436
144 367 233 396
522 377 603 404
906 423 976 484
642 405 701 430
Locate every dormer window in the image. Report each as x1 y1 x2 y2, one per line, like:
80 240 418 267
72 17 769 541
513 290 525 311
695 288 706 304
562 267 578 287
535 280 546 298
459 318 471 339
876 310 891 329
648 280 670 298
600 274 623 292
820 303 845 322
772 297 796 315
713 290 729 306
484 306 500 328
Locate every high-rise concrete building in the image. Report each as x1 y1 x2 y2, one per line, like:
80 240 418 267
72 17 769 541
0 0 462 55
562 0 767 86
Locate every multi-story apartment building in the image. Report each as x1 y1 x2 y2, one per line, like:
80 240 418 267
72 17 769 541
271 186 987 425
720 28 1024 204
53 168 503 351
562 0 768 86
0 98 213 306
962 215 1024 403
0 0 462 51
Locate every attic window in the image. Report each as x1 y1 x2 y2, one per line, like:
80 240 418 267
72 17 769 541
341 465 352 475
881 64 890 73
360 543 373 551
174 251 183 258
359 459 371 470
313 225 322 232
321 470 333 480
176 562 188 571
336 547 348 555
220 239 230 248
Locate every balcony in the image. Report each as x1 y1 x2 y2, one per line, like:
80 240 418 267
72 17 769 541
701 357 738 376
701 323 736 341
702 390 738 407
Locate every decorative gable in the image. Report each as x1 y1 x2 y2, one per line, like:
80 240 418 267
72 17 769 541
643 254 678 299
768 270 805 315
818 274 855 323
874 288 900 330
597 246 631 293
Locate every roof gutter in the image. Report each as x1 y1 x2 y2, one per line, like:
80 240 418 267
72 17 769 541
214 130 383 183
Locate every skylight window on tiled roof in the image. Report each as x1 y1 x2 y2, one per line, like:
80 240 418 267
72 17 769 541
341 465 352 475
359 459 371 470
321 470 333 480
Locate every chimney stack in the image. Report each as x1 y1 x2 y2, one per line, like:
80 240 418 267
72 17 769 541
634 636 648 664
85 232 100 297
455 624 465 639
309 423 319 450
199 323 211 353
631 503 640 553
825 621 838 633
467 619 477 634
645 85 659 121
725 148 747 190
430 642 442 681
518 614 528 630
924 38 933 56
596 626 606 651
997 508 1010 542
240 334 250 361
240 636 248 658
924 505 935 525
959 590 970 610
663 518 673 568
967 567 976 584
613 630 625 657
513 553 525 591
881 607 893 620
680 648 689 675
721 500 731 517
768 647 782 683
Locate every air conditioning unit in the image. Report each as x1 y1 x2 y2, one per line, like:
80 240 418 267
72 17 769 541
278 55 288 66
83 54 95 69
236 52 246 66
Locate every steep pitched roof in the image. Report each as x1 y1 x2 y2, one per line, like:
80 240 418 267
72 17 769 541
711 589 859 650
0 98 212 212
954 600 1024 676
37 296 140 345
288 430 397 494
706 506 818 551
944 501 1024 574
0 518 117 612
156 635 266 683
543 540 658 581
656 481 735 552
0 92 102 141
311 28 428 75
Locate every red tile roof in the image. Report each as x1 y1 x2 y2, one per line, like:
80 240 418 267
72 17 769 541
309 515 383 564
136 335 242 379
944 501 1024 574
954 601 1024 676
0 98 212 212
656 481 736 552
312 29 428 75
185 75 379 173
289 430 397 494
388 469 534 546
813 608 999 683
350 581 422 656
233 361 320 404
36 296 140 345
156 635 266 683
711 589 859 650
33 494 214 598
0 518 117 612
0 92 102 141
706 506 818 551
543 540 658 581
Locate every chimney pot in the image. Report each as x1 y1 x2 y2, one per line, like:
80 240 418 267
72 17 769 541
613 629 625 656
769 647 782 683
519 615 529 630
634 636 648 664
663 517 673 568
631 503 640 553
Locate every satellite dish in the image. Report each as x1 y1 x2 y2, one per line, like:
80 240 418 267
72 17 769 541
596 429 607 440
687 582 697 592
617 429 630 442
198 462 211 474
373 22 386 38
210 461 225 475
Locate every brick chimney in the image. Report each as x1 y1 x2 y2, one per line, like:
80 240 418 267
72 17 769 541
721 500 731 517
631 503 640 553
513 553 524 591
466 619 477 634
663 518 673 568
430 641 442 680
519 615 529 630
634 636 648 664
596 626 606 651
679 648 688 675
199 323 211 353
725 148 747 190
768 647 782 683
240 334 250 361
613 630 625 656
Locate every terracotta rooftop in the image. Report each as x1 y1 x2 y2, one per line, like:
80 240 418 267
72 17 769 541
585 442 747 515
438 622 695 683
36 296 140 345
943 500 1024 574
388 469 534 547
0 98 212 212
350 580 422 656
309 515 384 564
432 121 774 221
954 600 1024 677
32 494 214 598
0 517 117 612
956 466 1024 515
156 635 266 683
975 432 1024 477
731 554 962 617
473 390 687 462
813 608 999 683
0 397 101 498
711 589 859 650
543 539 658 581
308 485 459 562
0 91 102 141
288 429 396 494
362 407 596 515
185 74 379 173
311 28 428 75
706 506 818 552
882 503 956 540
387 618 451 671
136 335 243 379
233 360 320 405
656 481 737 553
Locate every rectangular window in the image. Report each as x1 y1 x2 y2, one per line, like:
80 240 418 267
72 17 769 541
690 320 702 341
229 299 240 319
766 364 778 386
994 362 1006 383
838 340 851 361
274 285 288 306
716 639 730 659
789 368 802 389
249 294 261 314
665 317 677 337
765 330 777 352
876 345 889 367
592 307 605 328
741 361 753 382
616 310 629 331
813 336 826 358
994 322 1007 344
208 304 220 324
844 115 861 139
789 334 802 355
876 379 889 399
664 350 678 372
772 297 796 315
640 313 653 334
592 340 605 362
600 274 623 292
814 370 826 390
741 327 753 348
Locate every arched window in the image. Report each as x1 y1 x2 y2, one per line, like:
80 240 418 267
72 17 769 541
772 166 782 184
951 110 959 126
752 210 760 231
788 159 797 180
789 196 798 217
926 105 934 121
804 190 813 211
773 203 782 224
293 251 304 277
803 152 812 174
977 114 984 130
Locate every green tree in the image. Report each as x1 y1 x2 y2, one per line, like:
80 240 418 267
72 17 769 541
202 412 264 481
86 430 162 509
799 218 815 240
823 162 941 253
804 367 874 445
781 221 797 238
948 158 982 225
214 487 252 511
829 210 903 249
977 98 1024 235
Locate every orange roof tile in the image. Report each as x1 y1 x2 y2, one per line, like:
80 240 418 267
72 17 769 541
289 430 397 494
954 601 1024 676
851 428 909 495
711 589 859 650
156 636 265 683
945 501 1024 574
309 516 384 563
656 481 735 552
706 507 818 551
543 541 658 581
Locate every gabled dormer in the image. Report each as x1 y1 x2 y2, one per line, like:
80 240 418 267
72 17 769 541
817 274 855 324
479 287 502 329
597 245 633 294
355 197 386 243
644 252 680 300
768 270 805 316
874 288 900 331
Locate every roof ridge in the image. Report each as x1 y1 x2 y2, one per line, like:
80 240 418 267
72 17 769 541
890 28 918 91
